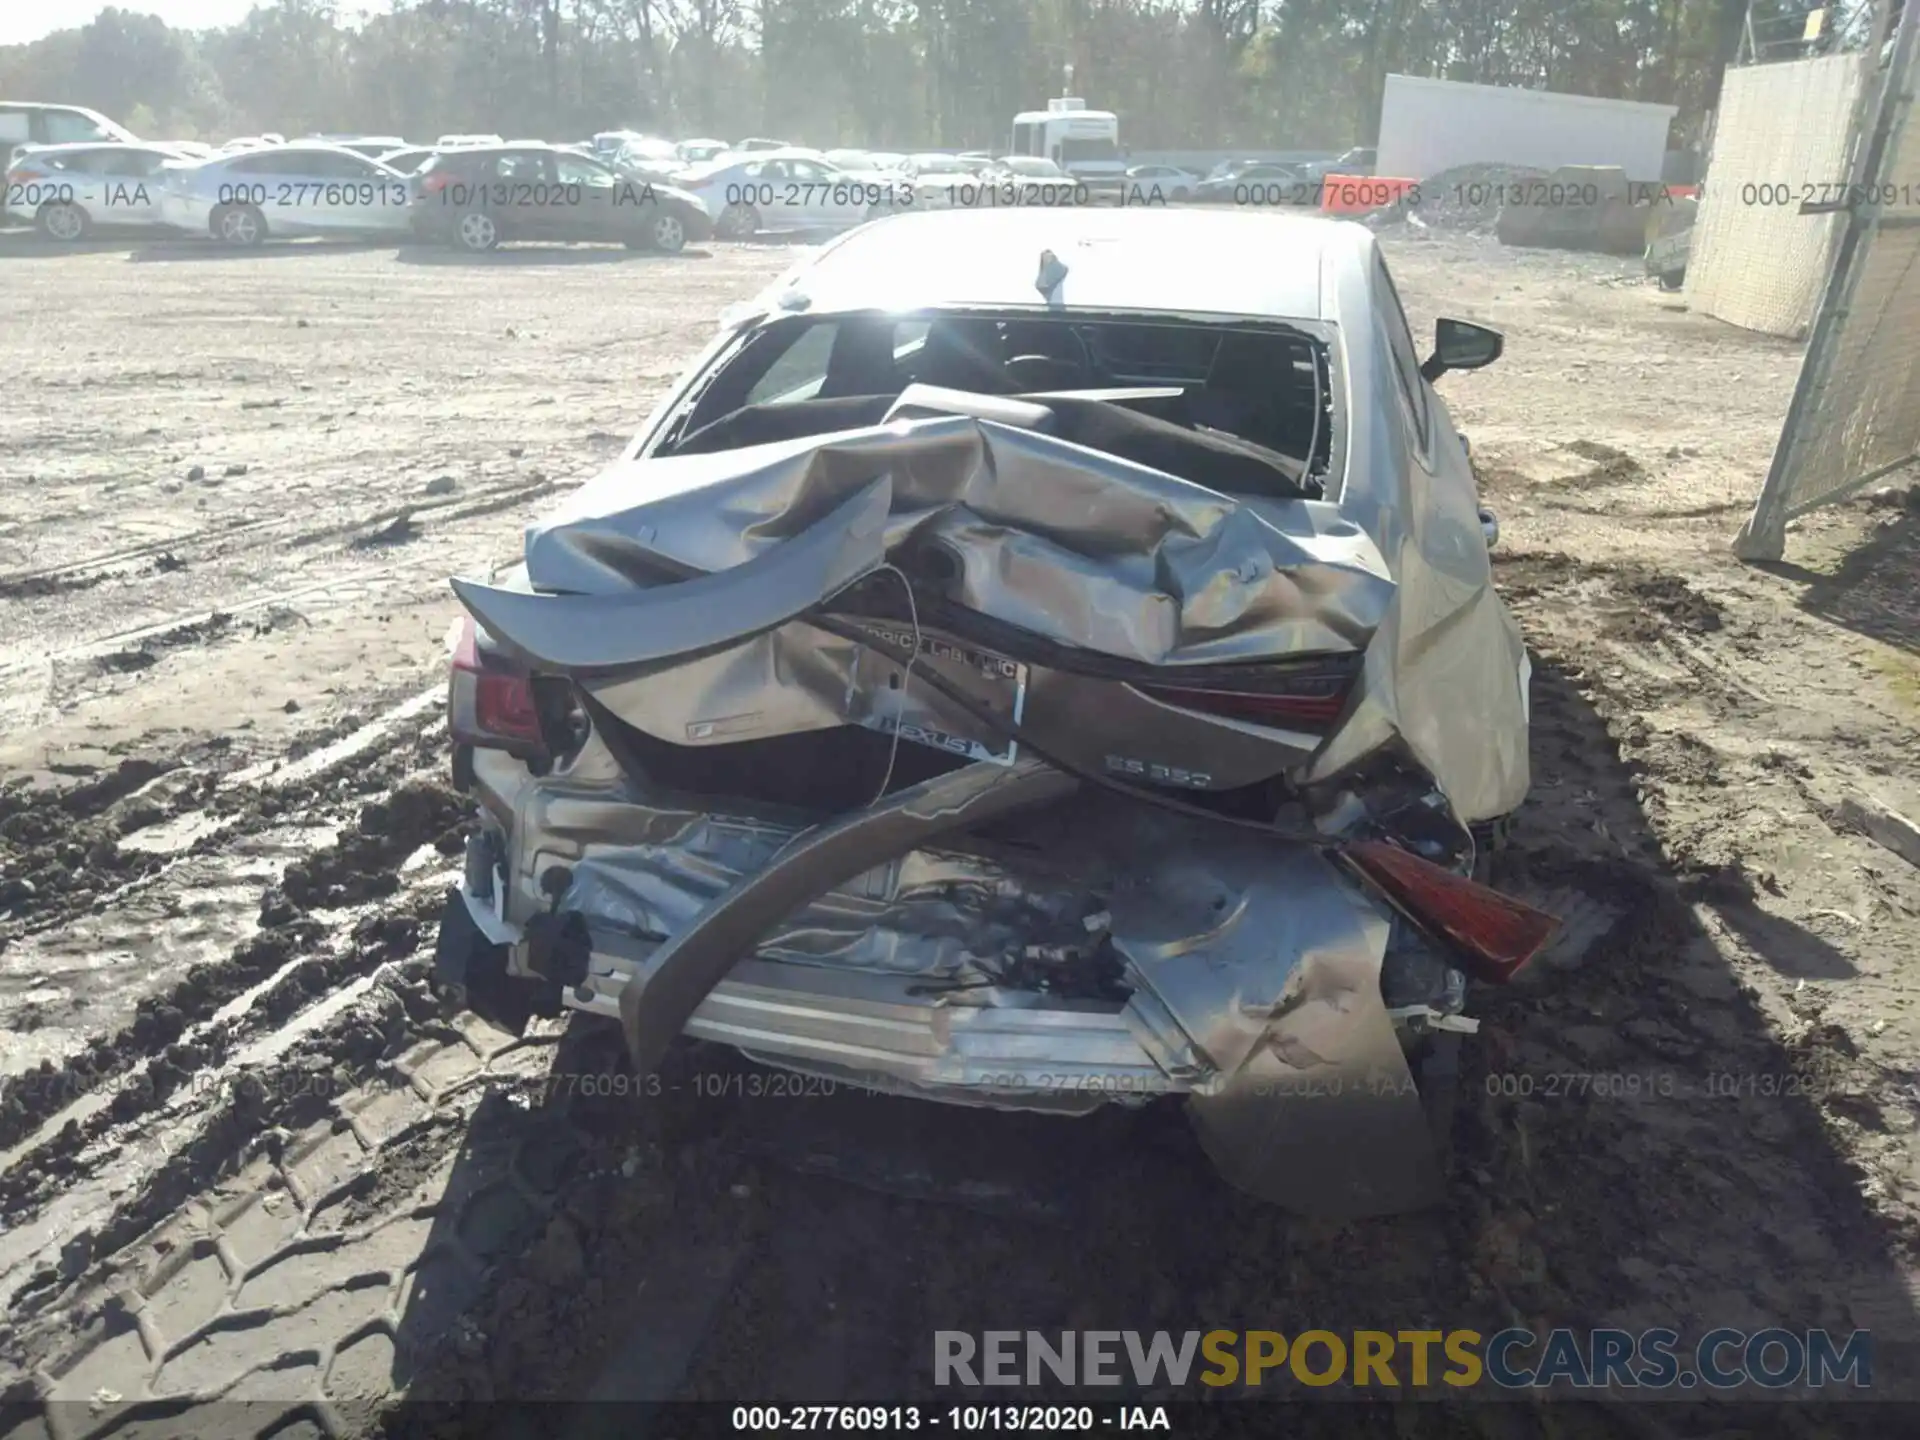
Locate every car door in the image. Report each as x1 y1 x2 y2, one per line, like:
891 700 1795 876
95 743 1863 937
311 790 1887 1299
753 159 808 230
784 158 846 227
313 149 410 233
95 147 170 225
259 147 331 232
551 150 625 242
490 150 558 239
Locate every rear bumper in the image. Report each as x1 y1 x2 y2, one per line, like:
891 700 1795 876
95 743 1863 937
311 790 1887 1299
432 744 1456 1213
450 883 1180 1114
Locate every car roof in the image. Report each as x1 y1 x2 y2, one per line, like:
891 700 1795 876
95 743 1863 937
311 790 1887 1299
762 207 1367 323
207 142 391 164
11 140 171 153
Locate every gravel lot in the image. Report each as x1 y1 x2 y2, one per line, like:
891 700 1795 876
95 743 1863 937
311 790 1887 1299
2 224 1919 1434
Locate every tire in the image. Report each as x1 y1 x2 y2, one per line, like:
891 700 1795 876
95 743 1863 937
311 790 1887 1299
454 208 500 251
1658 269 1685 292
1416 1030 1462 1172
638 208 687 253
1173 187 1191 203
37 200 90 242
212 202 266 247
715 202 761 239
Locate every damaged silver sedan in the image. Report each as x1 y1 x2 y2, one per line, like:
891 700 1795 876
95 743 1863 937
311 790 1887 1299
431 207 1557 1215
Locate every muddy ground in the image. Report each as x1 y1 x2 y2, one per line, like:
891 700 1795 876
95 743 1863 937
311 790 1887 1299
1 225 1918 1437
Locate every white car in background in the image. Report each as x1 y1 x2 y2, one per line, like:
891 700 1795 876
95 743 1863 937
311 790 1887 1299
899 153 976 208
160 143 414 245
677 138 729 164
4 142 202 239
677 148 908 237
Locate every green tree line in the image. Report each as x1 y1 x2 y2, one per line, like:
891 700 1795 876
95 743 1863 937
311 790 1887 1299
0 0 1867 154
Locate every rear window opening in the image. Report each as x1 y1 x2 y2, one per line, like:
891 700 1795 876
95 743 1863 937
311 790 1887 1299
658 311 1337 500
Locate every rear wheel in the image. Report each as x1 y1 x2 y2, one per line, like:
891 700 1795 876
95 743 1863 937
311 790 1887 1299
455 209 500 251
635 209 687 253
37 200 90 242
715 202 760 239
212 202 266 247
1416 1031 1463 1170
1658 269 1686 292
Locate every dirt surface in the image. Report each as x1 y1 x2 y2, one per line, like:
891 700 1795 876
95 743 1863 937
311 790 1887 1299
3 226 1920 1435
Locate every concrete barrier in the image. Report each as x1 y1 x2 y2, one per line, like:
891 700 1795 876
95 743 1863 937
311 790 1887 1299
1319 174 1419 213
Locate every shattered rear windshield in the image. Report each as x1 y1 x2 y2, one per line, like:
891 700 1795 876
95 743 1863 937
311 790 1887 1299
663 311 1337 500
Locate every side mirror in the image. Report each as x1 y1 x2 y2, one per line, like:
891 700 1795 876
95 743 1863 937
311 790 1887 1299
1420 318 1504 382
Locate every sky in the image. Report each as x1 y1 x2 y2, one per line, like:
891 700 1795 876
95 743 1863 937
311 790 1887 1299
0 1 390 47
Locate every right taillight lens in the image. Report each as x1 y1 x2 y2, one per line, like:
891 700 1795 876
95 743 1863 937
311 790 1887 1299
421 171 451 194
1133 657 1360 734
1342 840 1560 985
448 615 546 756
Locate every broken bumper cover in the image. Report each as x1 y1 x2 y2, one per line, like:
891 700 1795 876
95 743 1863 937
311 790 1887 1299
439 756 1449 1215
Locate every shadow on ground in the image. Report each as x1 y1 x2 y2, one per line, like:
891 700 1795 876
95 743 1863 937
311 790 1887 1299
1766 502 1920 656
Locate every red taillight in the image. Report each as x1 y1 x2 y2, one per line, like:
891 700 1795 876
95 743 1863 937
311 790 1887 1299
5 168 36 187
448 615 544 752
1342 840 1560 984
421 172 452 194
1135 663 1357 731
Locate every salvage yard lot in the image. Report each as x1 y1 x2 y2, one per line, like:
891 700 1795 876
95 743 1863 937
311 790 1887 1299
3 226 1920 1423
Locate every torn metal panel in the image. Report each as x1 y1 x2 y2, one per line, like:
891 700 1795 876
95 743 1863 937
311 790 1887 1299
618 757 1081 1076
451 475 893 670
452 395 1528 820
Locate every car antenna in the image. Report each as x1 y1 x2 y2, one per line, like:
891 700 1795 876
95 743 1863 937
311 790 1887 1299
1035 249 1068 303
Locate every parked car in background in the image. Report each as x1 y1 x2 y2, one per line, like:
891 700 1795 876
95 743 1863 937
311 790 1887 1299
990 155 1070 180
219 134 286 153
411 142 711 253
1125 162 1199 201
611 143 687 183
376 146 437 175
900 152 975 207
430 205 1538 1218
678 138 729 163
677 148 906 237
607 134 680 166
157 141 217 160
159 143 414 245
734 137 790 152
4 141 200 239
306 134 408 158
1192 162 1315 206
0 102 136 169
1299 146 1378 182
436 134 503 148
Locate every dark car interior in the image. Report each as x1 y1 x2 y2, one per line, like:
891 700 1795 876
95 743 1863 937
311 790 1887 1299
659 311 1336 500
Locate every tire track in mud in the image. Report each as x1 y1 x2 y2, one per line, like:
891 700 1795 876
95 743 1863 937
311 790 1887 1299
0 474 561 611
0 476 565 697
0 733 462 1161
0 686 445 956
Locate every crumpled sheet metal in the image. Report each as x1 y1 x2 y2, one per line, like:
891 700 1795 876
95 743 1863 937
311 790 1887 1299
480 413 1392 667
526 785 1101 983
527 771 1428 1214
458 395 1528 821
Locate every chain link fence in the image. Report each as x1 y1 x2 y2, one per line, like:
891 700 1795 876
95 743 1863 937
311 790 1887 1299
1736 3 1920 559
